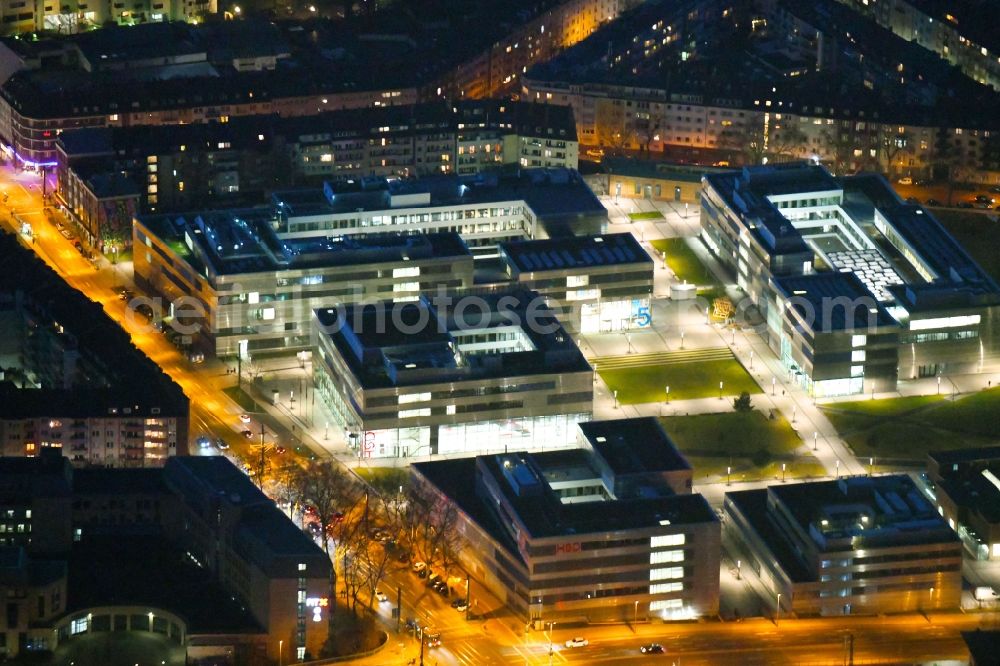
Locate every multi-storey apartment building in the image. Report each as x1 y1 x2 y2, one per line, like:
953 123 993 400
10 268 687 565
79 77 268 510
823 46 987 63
0 451 327 662
725 475 962 616
312 289 593 458
53 100 579 245
838 0 1000 91
498 233 654 333
411 417 720 624
523 0 1000 181
133 208 475 356
0 233 189 466
700 163 1000 396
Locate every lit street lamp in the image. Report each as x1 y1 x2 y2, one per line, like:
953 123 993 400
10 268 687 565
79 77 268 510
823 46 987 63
613 389 619 409
719 381 724 400
791 405 796 423
726 465 731 486
836 459 840 478
776 593 782 625
664 386 670 404
813 431 818 451
749 350 754 369
772 376 776 396
781 462 786 482
680 330 685 349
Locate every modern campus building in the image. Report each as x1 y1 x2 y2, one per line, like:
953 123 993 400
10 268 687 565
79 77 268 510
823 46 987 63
0 233 189 466
272 168 608 254
0 451 329 662
132 168 607 358
133 209 474 357
498 232 654 333
724 475 962 616
410 417 720 624
312 289 593 459
700 163 1000 397
927 446 1000 561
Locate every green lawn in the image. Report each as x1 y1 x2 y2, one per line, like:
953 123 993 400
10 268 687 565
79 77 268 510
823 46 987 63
935 210 1000 283
649 237 719 287
599 358 760 404
354 466 409 496
628 210 665 221
662 410 821 482
222 385 258 412
823 388 1000 461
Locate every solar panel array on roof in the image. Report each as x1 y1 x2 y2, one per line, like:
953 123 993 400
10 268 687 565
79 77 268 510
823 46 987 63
501 233 649 273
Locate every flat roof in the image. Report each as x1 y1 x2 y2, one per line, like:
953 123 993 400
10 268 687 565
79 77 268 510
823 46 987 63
479 451 716 539
724 488 814 583
413 449 716 553
774 272 898 331
579 417 691 474
314 289 591 389
68 536 262 634
0 233 188 420
500 233 651 274
137 208 469 279
929 446 1000 467
602 157 722 182
273 168 606 223
770 475 958 549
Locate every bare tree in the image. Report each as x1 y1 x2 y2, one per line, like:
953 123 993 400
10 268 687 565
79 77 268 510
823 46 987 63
594 100 635 155
290 461 362 619
401 489 464 573
719 124 766 166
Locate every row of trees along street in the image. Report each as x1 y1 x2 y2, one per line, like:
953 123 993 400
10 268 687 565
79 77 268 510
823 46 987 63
268 459 465 657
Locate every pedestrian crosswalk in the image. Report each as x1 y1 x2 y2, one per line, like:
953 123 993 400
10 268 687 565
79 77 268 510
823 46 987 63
592 347 733 371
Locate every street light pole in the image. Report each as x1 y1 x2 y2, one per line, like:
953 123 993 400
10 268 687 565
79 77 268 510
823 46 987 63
813 431 818 451
776 593 781 626
613 390 619 409
633 600 639 634
278 639 283 666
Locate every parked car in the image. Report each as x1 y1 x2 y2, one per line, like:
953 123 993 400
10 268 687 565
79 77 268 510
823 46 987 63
59 228 74 240
897 176 913 185
215 438 229 450
974 195 994 204
404 618 419 633
239 414 251 424
565 637 589 648
640 643 665 654
375 590 388 603
451 599 468 612
196 435 211 449
241 429 253 439
412 561 427 574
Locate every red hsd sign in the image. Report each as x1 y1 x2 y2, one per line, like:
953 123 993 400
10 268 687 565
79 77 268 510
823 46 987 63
555 542 582 555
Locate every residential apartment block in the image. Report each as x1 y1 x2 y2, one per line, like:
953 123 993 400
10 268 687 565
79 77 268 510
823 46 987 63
700 163 1000 397
54 100 579 246
0 452 328 662
0 233 189 466
724 475 962 616
523 0 1000 181
838 0 1000 91
312 289 593 459
410 417 720 624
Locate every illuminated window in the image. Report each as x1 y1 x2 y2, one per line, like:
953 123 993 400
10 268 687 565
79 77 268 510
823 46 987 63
262 308 275 321
398 393 431 404
651 534 685 548
398 408 431 419
650 550 683 564
650 567 683 581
